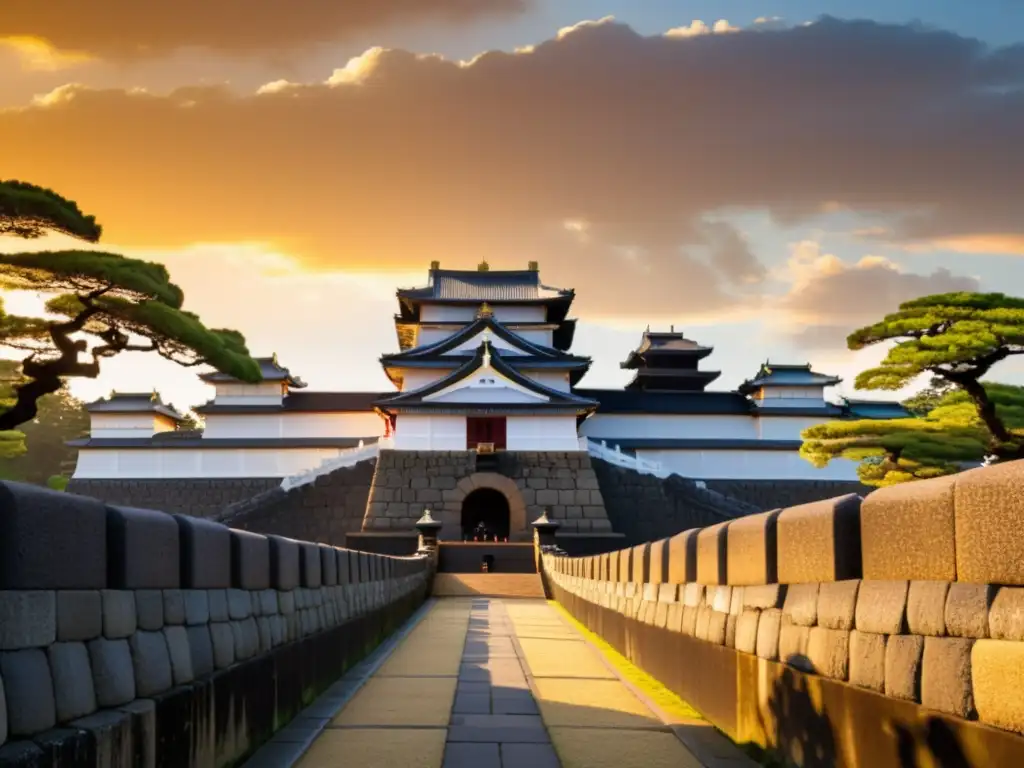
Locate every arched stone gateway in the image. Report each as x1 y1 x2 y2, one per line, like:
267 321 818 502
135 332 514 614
444 472 527 540
461 487 510 540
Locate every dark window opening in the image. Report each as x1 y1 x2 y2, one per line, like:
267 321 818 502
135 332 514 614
461 487 510 541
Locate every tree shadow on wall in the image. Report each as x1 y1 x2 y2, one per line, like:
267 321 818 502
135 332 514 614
888 717 970 768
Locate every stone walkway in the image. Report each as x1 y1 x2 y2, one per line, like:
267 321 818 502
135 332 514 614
262 598 751 768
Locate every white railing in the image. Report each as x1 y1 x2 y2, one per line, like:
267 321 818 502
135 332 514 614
280 436 393 492
579 436 669 478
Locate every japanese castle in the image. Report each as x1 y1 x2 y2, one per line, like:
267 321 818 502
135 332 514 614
70 262 907 483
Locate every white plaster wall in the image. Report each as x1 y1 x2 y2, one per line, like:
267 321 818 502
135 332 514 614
516 329 554 347
494 305 546 322
393 414 467 451
417 326 553 348
580 413 757 440
757 415 829 440
447 333 528 356
420 305 545 323
202 412 384 439
213 381 285 406
72 447 347 479
528 371 570 392
91 413 171 438
636 448 859 481
506 416 581 451
421 306 475 323
756 387 827 403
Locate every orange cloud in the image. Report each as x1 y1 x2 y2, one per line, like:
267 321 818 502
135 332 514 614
0 17 1014 319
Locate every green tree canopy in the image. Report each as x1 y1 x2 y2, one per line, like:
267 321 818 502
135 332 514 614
802 383 1024 486
0 180 262 431
848 292 1024 459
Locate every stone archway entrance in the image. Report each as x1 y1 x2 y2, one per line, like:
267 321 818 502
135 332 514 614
461 487 510 541
442 472 528 541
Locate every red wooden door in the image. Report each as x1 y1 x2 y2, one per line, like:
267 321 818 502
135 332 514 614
467 417 507 449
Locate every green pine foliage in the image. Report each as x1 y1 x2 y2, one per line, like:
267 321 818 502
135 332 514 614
0 180 261 431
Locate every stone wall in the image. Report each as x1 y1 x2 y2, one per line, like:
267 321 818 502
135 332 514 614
0 480 431 766
701 478 872 511
65 478 282 520
218 460 375 546
541 460 1024 766
360 450 612 538
592 458 760 545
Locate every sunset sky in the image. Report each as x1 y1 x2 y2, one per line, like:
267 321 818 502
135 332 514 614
2 1 1023 413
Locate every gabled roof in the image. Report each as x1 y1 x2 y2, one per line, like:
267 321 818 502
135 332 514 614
199 355 307 388
397 268 572 303
621 329 714 369
737 361 841 394
577 389 753 415
85 391 184 422
842 398 912 419
376 341 598 414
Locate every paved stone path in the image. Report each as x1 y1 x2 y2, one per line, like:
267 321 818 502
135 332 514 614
266 597 751 768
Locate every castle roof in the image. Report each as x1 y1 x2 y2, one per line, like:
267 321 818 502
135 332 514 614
198 355 307 388
576 389 752 415
195 391 379 415
737 362 841 395
85 391 184 422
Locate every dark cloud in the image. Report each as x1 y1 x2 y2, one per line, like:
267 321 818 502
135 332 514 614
0 0 526 59
0 17 1014 317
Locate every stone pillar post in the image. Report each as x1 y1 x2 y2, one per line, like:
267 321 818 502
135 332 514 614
532 508 562 572
415 510 444 568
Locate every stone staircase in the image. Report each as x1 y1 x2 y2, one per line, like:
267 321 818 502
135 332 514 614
431 573 547 599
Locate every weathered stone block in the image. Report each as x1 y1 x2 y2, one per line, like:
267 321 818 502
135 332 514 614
756 608 782 660
209 623 235 669
972 639 1024 733
268 535 301 591
230 529 271 591
885 635 923 701
667 529 698 584
55 590 102 643
630 543 650 584
0 481 107 590
183 590 210 626
696 521 729 585
921 636 975 718
299 543 322 588
726 509 779 586
817 580 859 631
163 625 194 685
657 583 678 604
70 710 132 767
849 630 886 692
117 698 156 768
906 580 949 637
163 589 186 625
106 505 180 589
681 606 698 636
129 630 173 697
807 627 850 680
954 461 1024 585
186 625 214 678
227 589 251 620
989 587 1024 641
944 583 992 639
855 580 909 635
779 624 812 670
860 473 956 580
776 494 862 584
782 583 818 627
174 514 231 589
135 590 164 632
320 544 338 586
47 642 96 723
0 590 55 650
710 585 733 614
207 589 228 622
233 618 260 661
735 610 760 654
101 590 137 639
87 637 135 707
0 649 55 735
743 584 784 610
706 610 727 644
647 539 668 584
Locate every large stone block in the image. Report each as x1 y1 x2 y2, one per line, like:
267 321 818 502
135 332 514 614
87 637 135 707
209 622 235 669
735 610 760 654
135 590 164 632
860 473 956 580
268 535 301 591
0 649 56 735
944 583 993 639
299 542 322 588
187 625 215 678
849 630 885 692
163 589 186 625
782 583 818 627
807 627 850 680
56 590 102 643
69 710 132 767
743 584 784 610
174 515 231 589
129 630 173 697
906 581 949 637
726 509 779 586
972 639 1024 733
230 529 271 591
667 529 698 584
630 543 650 584
320 544 338 586
855 580 909 635
776 494 862 584
696 522 729 585
101 590 137 639
0 482 107 589
163 626 194 685
885 635 923 701
756 608 783 660
779 624 811 670
989 587 1024 641
921 636 975 718
817 580 859 631
47 642 96 723
0 591 55 650
184 590 210 626
954 461 1024 585
106 505 180 589
647 539 668 584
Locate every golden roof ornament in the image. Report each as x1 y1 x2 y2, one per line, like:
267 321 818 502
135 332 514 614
478 259 490 272
477 302 494 318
